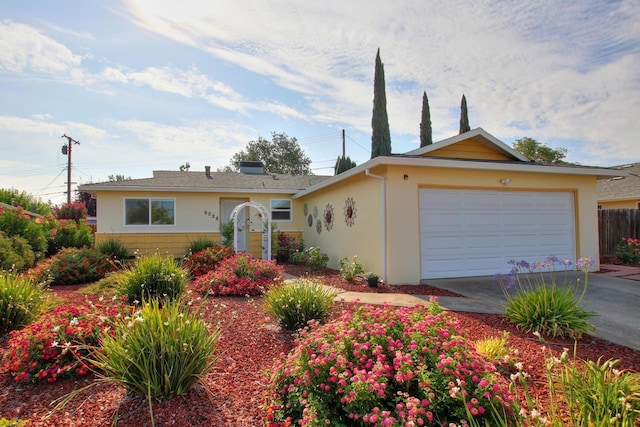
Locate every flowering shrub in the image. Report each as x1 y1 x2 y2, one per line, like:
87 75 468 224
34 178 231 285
192 253 283 296
274 231 303 262
0 205 47 262
24 247 117 286
289 247 329 271
615 237 640 265
498 256 596 339
54 201 87 222
3 304 121 383
339 256 365 281
46 219 93 256
182 244 234 277
264 302 519 426
118 254 187 305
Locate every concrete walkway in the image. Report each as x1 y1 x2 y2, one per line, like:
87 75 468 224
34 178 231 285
317 265 640 351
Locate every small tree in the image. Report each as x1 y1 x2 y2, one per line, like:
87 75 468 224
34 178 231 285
334 155 356 175
371 48 392 158
420 91 433 147
459 94 470 134
512 137 568 163
224 132 312 175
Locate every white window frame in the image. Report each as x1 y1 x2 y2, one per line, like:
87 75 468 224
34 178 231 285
124 198 176 226
270 199 292 222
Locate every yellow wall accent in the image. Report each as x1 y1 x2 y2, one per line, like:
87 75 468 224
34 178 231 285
94 232 221 258
425 139 512 161
599 200 640 209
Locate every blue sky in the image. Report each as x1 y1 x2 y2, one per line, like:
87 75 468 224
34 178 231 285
1 0 639 205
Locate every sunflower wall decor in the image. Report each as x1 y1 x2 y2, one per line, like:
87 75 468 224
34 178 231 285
343 197 357 227
324 203 335 231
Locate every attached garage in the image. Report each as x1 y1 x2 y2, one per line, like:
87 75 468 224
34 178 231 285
419 188 576 279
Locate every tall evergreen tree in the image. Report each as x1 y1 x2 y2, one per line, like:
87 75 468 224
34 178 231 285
459 94 470 134
334 155 356 175
419 91 433 147
371 48 392 158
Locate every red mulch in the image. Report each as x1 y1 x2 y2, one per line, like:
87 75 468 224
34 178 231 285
0 265 638 426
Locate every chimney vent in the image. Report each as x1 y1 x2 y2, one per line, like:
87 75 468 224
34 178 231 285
205 166 211 177
239 160 264 175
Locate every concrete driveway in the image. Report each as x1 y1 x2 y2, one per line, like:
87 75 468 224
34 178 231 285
424 271 640 351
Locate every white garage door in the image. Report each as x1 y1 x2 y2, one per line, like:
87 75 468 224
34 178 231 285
419 189 576 279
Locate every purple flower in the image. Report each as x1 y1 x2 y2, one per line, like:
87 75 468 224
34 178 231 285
576 256 595 271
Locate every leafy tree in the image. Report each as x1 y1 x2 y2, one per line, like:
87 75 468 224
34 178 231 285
224 132 312 175
334 155 356 175
0 188 52 216
371 48 392 158
512 137 568 163
459 94 470 134
420 91 433 147
108 174 131 182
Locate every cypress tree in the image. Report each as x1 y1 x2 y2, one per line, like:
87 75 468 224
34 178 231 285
371 48 392 158
419 91 433 147
334 155 356 175
459 94 470 134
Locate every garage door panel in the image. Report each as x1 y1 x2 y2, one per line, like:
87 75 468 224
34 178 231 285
420 189 575 279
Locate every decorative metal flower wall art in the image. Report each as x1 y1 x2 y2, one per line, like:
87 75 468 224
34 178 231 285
307 214 313 227
316 219 322 234
343 197 356 227
324 203 335 231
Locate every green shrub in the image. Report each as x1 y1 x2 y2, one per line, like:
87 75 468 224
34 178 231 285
288 247 329 271
615 237 640 265
0 205 47 261
263 278 335 331
0 188 53 216
265 302 520 425
97 238 131 262
95 298 219 400
182 244 234 277
0 273 46 334
0 418 28 427
46 220 93 256
274 231 303 262
4 304 120 383
288 250 307 265
0 233 35 271
184 237 217 257
192 253 283 296
499 257 596 339
338 256 364 281
24 247 117 286
118 254 187 305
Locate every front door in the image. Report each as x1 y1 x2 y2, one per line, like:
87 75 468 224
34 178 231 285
221 199 248 252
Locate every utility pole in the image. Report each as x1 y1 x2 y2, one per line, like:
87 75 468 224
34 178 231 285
61 134 80 204
342 129 345 157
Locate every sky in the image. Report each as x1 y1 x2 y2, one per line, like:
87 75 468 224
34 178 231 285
1 1 639 205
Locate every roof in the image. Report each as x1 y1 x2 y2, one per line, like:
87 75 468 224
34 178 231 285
78 170 332 194
597 163 640 201
0 202 43 218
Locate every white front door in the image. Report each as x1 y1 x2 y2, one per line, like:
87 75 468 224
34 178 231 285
419 189 576 279
221 199 247 252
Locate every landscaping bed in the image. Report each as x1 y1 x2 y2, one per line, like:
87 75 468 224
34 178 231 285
0 266 639 426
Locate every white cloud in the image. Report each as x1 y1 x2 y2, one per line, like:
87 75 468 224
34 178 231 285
0 20 82 74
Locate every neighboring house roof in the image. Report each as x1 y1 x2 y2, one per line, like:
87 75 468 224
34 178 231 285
78 170 332 194
0 202 43 218
597 162 640 202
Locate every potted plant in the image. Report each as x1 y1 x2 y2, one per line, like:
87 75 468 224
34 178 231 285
361 272 379 287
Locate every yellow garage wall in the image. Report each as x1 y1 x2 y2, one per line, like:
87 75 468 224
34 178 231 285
297 172 384 275
378 165 600 283
94 190 304 258
599 200 640 209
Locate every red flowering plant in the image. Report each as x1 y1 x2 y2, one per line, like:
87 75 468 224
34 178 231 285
192 253 284 296
24 247 117 286
183 244 234 278
3 303 124 383
615 237 640 265
264 301 521 426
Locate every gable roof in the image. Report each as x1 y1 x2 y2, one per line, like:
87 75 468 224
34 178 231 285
78 170 331 195
404 128 531 162
597 163 639 201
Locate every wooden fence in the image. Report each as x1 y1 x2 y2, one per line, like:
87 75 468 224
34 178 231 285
598 209 640 256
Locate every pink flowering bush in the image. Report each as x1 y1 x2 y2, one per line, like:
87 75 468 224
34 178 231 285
3 304 123 383
264 301 520 426
24 247 117 286
192 253 283 296
183 244 234 278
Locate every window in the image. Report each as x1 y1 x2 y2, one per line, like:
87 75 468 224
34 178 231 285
270 199 292 221
125 198 175 226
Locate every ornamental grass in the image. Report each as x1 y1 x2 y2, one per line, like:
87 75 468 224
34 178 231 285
0 273 46 334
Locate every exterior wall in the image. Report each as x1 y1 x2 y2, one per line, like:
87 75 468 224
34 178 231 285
380 165 600 283
426 140 512 161
296 171 384 276
94 190 303 258
599 199 640 209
